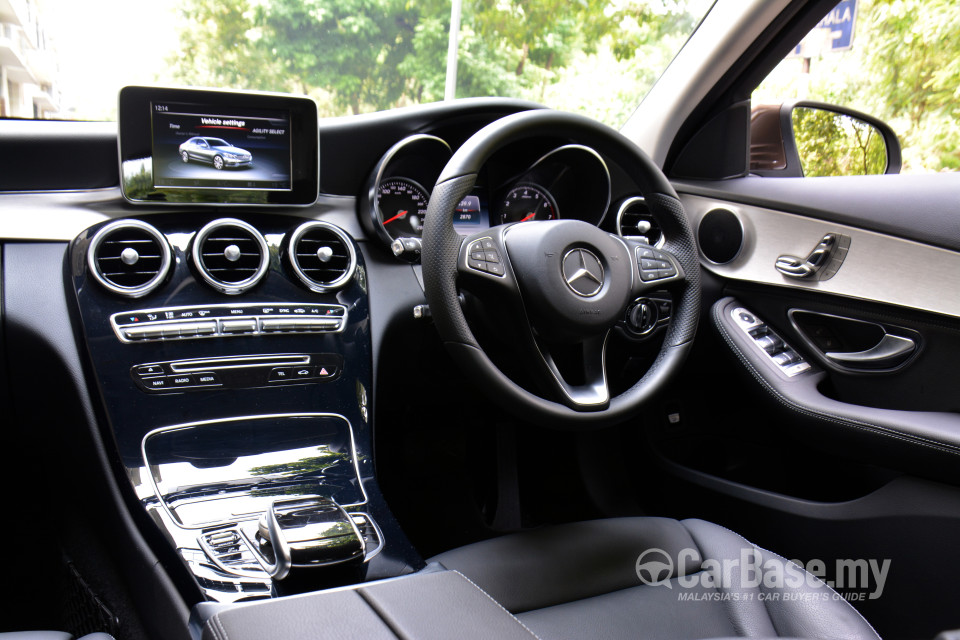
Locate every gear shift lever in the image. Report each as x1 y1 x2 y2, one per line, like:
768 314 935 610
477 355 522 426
242 497 365 579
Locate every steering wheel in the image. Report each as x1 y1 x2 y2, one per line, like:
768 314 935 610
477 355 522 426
422 110 700 428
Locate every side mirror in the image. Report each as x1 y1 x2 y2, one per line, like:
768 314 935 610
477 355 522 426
750 101 901 177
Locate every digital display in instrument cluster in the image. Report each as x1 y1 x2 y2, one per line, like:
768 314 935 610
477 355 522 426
453 194 485 228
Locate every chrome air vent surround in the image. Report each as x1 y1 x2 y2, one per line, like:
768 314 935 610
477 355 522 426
192 218 269 295
288 221 357 293
87 219 172 298
616 196 663 247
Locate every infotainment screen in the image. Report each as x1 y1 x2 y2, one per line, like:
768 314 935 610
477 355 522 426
119 87 318 206
151 102 292 191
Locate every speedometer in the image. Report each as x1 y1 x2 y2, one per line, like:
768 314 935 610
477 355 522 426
377 178 429 239
499 184 558 224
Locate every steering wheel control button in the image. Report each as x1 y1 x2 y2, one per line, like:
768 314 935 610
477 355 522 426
562 248 604 297
731 306 811 378
636 247 677 283
485 262 504 276
466 238 505 277
111 303 347 343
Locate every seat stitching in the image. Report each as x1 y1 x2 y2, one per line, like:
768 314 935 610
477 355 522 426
207 614 220 640
216 614 230 640
451 570 543 640
207 613 226 640
682 520 759 637
697 520 882 640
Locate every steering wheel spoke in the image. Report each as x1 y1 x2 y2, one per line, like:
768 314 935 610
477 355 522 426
529 331 611 410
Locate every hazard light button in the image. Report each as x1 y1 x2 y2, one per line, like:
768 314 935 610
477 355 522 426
315 365 339 379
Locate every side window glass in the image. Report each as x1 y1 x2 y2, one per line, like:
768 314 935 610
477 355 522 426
753 0 958 174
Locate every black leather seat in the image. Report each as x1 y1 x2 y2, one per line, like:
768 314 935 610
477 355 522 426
429 517 881 640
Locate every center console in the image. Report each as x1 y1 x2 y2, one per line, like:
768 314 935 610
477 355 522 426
69 212 421 603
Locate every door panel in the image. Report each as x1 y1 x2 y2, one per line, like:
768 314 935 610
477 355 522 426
679 193 960 319
670 179 960 478
636 174 960 638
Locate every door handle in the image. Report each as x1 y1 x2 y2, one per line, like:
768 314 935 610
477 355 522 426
776 233 850 281
825 334 916 368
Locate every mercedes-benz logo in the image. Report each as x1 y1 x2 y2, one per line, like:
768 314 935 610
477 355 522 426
562 248 604 297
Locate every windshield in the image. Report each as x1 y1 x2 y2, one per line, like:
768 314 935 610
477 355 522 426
5 0 714 126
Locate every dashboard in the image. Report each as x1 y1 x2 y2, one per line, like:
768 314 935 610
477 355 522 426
0 90 679 617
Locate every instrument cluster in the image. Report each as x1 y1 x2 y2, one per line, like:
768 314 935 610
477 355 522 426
359 135 613 261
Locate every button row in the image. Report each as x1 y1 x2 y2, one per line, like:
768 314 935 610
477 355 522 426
122 321 217 341
140 372 222 391
636 247 678 282
268 365 338 382
115 306 346 342
731 307 811 378
132 353 343 393
118 304 345 325
260 317 341 333
466 238 505 277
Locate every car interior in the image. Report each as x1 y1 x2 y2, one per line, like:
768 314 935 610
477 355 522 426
1 0 959 639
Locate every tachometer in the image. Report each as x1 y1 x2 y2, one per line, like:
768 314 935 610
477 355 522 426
499 184 558 224
377 178 429 239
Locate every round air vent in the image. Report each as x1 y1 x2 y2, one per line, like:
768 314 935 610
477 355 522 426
192 218 269 294
698 208 744 264
288 221 357 293
616 197 663 246
87 219 172 298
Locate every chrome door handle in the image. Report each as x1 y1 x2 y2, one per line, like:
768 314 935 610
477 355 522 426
776 233 850 281
825 334 916 366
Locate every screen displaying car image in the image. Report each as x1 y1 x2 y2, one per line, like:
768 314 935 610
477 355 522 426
151 101 292 191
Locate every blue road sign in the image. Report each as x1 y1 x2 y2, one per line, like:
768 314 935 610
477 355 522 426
817 0 858 51
792 0 858 56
